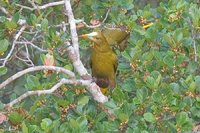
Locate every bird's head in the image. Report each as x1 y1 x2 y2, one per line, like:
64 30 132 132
80 32 108 46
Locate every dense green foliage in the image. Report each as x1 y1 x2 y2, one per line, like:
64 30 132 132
0 0 200 132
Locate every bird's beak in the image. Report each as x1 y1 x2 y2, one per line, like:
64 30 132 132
79 32 98 40
79 34 89 39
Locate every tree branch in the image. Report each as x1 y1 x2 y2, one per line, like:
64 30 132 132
15 41 48 53
64 0 80 59
81 8 111 28
0 66 75 90
0 25 26 68
5 78 91 108
15 1 65 11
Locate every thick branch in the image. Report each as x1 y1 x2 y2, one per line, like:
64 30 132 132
66 43 90 79
0 66 75 90
64 0 80 59
5 78 91 108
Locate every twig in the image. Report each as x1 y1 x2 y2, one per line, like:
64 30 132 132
0 25 26 68
0 6 11 17
5 78 91 108
15 1 64 11
0 66 75 90
27 0 37 9
81 8 111 28
15 41 48 53
191 29 197 62
15 54 34 67
64 0 80 59
188 19 198 62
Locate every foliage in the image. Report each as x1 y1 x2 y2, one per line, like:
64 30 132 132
0 0 200 132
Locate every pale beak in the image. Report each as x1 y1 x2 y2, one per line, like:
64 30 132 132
79 32 98 39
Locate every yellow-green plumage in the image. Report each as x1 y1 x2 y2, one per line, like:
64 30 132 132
80 32 118 94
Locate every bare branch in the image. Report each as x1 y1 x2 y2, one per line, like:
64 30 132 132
5 79 104 108
0 25 26 68
27 0 37 9
15 41 48 53
5 78 92 108
15 54 34 67
188 19 198 62
86 83 108 103
64 0 80 59
15 1 64 11
81 8 111 28
191 27 197 62
39 1 65 10
0 6 11 17
65 42 90 79
0 66 75 90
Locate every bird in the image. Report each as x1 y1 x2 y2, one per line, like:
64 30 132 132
80 32 118 95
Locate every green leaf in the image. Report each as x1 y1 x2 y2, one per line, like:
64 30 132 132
163 34 173 46
163 52 174 67
112 87 125 103
40 118 52 131
195 76 200 92
121 78 136 92
25 75 40 90
188 81 196 92
170 83 180 94
8 112 24 125
22 121 29 133
152 92 162 103
0 67 7 76
175 31 183 42
77 116 88 129
28 125 38 133
186 62 198 74
145 76 155 89
0 39 9 54
175 54 186 66
0 16 6 22
41 18 48 30
176 112 189 126
104 100 117 109
118 113 129 122
12 12 20 23
190 107 200 118
176 112 194 132
57 99 69 107
69 119 79 129
5 21 17 30
143 112 156 123
29 14 37 25
136 87 148 102
78 96 89 106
